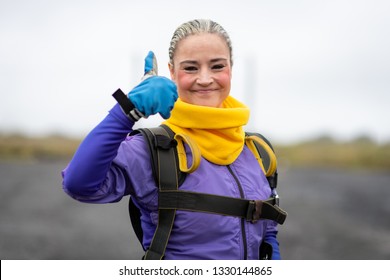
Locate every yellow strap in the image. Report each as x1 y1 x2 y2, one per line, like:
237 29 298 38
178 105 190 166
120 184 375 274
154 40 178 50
174 133 201 173
172 132 276 176
245 135 277 177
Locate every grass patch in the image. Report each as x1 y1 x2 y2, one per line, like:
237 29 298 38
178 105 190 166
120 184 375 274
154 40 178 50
1 133 389 171
0 134 81 161
275 136 390 171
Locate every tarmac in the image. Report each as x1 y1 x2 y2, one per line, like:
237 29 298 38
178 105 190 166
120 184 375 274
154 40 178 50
0 160 389 260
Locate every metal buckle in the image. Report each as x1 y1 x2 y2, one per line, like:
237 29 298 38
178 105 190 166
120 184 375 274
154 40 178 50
273 194 280 206
246 200 261 224
246 200 256 222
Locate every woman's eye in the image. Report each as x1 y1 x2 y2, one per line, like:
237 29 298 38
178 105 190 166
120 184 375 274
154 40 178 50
212 64 225 70
184 66 198 72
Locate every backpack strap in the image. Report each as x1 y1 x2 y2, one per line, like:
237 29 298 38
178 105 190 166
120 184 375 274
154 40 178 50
129 125 184 260
245 132 279 191
245 133 277 177
174 133 201 173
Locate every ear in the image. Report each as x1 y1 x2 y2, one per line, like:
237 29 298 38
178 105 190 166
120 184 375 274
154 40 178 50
168 63 175 81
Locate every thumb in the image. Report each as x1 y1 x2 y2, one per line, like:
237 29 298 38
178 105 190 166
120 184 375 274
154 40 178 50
143 51 158 77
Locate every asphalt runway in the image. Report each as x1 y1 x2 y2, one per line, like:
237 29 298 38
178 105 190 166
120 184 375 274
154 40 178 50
0 160 389 260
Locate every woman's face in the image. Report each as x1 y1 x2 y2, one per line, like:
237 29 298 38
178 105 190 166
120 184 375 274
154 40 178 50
169 33 232 108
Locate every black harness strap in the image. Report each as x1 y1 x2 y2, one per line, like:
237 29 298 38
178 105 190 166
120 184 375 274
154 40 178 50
159 190 287 225
141 127 179 260
128 198 144 247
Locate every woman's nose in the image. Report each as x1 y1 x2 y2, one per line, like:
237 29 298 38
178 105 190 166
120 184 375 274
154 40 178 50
196 69 213 85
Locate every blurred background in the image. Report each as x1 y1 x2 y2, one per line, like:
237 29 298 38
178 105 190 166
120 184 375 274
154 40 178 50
0 0 389 260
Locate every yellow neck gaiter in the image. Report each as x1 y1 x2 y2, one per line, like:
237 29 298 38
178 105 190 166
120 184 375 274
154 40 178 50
163 96 250 165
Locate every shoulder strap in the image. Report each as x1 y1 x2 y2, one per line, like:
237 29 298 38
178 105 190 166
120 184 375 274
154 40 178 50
129 125 184 260
245 132 278 190
128 197 144 248
133 125 186 186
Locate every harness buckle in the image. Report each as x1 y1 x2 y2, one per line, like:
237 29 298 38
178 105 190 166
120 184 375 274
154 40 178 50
154 135 177 150
273 194 280 206
246 200 260 224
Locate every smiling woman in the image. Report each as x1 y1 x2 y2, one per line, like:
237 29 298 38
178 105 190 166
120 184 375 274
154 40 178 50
169 33 232 107
61 19 286 260
167 20 233 108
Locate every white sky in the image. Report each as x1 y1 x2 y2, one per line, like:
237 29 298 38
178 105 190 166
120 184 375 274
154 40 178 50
0 0 389 144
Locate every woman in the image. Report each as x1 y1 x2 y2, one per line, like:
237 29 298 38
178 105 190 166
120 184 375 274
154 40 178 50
62 19 283 260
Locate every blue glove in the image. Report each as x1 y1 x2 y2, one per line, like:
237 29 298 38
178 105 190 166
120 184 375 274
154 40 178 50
128 51 178 119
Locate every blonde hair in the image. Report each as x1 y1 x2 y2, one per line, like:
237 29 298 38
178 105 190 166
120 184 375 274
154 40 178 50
169 19 233 66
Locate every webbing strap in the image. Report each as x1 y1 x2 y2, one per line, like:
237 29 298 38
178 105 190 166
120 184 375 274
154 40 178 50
245 133 277 177
143 127 179 260
159 190 287 225
143 209 176 260
246 132 279 190
174 133 201 173
112 88 144 121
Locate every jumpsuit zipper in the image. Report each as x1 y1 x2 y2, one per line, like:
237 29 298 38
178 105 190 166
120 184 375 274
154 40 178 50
227 165 248 260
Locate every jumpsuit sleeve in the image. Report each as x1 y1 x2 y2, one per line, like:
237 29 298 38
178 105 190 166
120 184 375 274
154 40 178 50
264 221 281 260
61 103 135 203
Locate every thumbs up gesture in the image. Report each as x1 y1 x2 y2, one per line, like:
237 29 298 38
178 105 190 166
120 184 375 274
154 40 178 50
128 51 178 119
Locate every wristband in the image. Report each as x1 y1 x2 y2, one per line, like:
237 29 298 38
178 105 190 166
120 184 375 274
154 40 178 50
112 88 145 121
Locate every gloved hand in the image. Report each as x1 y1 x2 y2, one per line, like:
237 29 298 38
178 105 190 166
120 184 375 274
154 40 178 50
128 51 178 119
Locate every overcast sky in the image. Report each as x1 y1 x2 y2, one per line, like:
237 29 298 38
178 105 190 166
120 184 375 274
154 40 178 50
1 0 389 144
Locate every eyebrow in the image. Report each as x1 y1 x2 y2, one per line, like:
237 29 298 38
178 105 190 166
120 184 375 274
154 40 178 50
179 58 228 65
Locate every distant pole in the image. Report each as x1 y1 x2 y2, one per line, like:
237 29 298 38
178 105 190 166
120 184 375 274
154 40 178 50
243 54 258 130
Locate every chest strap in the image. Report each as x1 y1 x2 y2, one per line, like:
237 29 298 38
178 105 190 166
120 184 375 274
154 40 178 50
159 190 287 224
